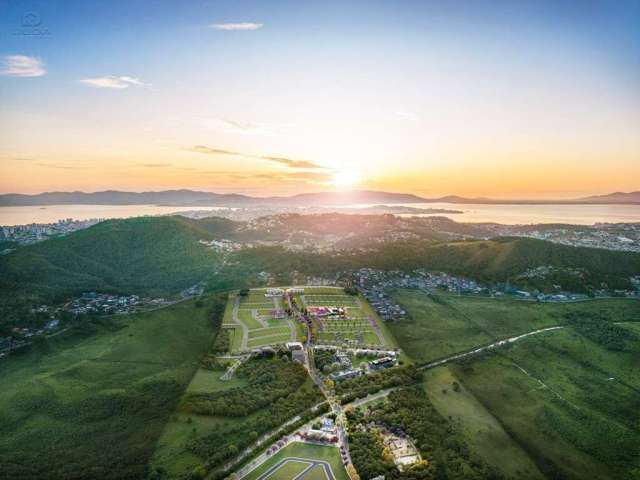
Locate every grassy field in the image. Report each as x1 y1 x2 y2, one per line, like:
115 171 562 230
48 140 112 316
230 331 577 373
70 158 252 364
390 289 640 363
151 365 248 478
247 333 292 348
423 367 545 479
449 327 640 480
152 357 324 479
0 297 220 480
388 291 640 479
243 442 348 480
248 327 292 339
238 309 264 329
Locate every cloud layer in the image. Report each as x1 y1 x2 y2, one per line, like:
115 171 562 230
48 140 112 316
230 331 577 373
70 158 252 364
79 76 149 89
0 55 46 77
185 145 327 170
209 22 263 31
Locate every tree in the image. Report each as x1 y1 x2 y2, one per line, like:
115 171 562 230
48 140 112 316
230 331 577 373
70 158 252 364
346 463 360 480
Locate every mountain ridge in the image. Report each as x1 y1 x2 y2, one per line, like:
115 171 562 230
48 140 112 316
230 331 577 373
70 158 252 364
0 189 638 206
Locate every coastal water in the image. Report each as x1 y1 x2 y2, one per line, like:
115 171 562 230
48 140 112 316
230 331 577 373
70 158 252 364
0 202 639 226
0 205 223 226
392 202 640 225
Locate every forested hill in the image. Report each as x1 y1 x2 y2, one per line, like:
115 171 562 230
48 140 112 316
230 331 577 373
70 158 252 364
0 216 225 317
2 216 639 332
237 237 640 292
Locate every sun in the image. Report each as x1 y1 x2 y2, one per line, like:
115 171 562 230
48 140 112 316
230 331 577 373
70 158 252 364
332 171 362 189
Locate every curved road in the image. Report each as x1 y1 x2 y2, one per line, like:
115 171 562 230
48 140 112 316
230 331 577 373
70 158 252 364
256 457 335 480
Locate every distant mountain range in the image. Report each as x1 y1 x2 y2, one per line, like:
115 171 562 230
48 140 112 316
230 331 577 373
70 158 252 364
0 189 638 206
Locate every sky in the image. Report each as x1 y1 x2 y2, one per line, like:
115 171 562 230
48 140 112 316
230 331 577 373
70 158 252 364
0 0 639 198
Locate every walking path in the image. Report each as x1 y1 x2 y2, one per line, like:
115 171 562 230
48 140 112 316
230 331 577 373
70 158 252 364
419 326 565 370
419 321 640 370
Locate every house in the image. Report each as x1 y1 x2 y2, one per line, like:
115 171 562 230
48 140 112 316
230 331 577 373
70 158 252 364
369 356 396 371
292 350 306 364
265 288 284 297
286 341 304 351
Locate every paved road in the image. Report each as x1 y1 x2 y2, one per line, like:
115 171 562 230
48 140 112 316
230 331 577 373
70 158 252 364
256 457 336 480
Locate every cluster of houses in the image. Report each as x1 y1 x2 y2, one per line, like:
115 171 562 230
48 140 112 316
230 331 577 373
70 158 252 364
0 318 61 359
314 345 398 382
265 287 305 298
299 417 339 444
353 267 640 308
180 282 206 298
308 306 345 317
499 223 640 253
69 292 142 315
68 292 172 315
354 270 408 321
198 238 246 253
0 218 101 248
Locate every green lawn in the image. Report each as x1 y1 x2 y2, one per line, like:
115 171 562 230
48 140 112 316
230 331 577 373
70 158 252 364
243 442 348 480
247 333 292 348
228 325 243 352
238 309 264 329
223 294 237 325
187 367 248 394
248 327 292 339
0 297 220 480
304 464 331 480
264 459 311 479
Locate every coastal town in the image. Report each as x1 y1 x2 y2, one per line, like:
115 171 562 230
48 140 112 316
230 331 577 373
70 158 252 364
0 218 101 250
490 222 640 253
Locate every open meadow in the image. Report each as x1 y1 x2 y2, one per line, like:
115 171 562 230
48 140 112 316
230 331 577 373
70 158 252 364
389 289 640 363
151 356 324 479
449 325 640 480
387 290 640 479
0 296 223 480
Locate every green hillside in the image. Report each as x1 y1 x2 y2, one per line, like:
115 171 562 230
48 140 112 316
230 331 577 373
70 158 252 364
0 295 225 480
387 292 640 479
237 237 640 291
0 216 229 331
1 216 224 297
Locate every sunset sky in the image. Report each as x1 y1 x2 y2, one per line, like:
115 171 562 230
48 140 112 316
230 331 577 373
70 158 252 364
1 0 639 198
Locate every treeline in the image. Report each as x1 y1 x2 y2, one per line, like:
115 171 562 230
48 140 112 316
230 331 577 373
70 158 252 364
0 378 185 480
348 387 506 480
565 312 639 351
336 365 422 403
183 358 312 417
0 217 256 333
236 237 640 293
176 357 323 477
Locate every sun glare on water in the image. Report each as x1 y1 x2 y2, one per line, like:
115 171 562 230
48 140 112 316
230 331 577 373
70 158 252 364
332 171 362 188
